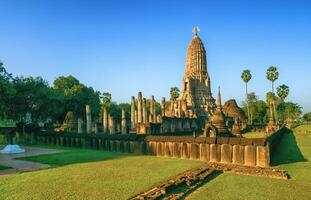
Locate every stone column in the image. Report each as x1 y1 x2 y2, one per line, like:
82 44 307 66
150 96 155 123
135 110 138 127
121 109 127 134
94 123 98 134
142 98 147 124
103 107 108 133
161 97 166 117
178 101 182 117
78 117 83 133
130 96 135 129
86 105 92 133
137 92 143 123
108 114 115 134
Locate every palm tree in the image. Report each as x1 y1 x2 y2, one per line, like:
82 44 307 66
266 66 279 123
277 84 289 101
266 66 279 93
170 87 180 100
101 92 111 109
241 69 252 124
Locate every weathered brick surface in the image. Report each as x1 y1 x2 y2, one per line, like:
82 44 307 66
220 144 232 163
244 145 256 166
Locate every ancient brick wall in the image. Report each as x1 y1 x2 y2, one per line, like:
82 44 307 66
33 130 282 168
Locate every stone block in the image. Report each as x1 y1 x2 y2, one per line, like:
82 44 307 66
217 137 229 144
119 141 124 152
116 141 121 152
256 145 270 168
199 143 208 161
244 145 256 166
105 140 109 151
210 144 219 162
229 137 241 145
110 140 116 151
220 144 232 164
232 145 244 165
156 142 163 156
181 143 188 159
172 142 180 158
129 141 135 153
124 141 130 153
190 143 199 160
165 142 171 157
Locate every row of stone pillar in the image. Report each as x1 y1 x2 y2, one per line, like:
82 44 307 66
36 134 270 168
36 135 146 154
130 92 167 129
102 107 127 134
147 141 269 168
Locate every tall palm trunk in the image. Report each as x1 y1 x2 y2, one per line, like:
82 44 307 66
271 81 278 124
246 83 250 125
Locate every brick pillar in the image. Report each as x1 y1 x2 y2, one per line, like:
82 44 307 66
121 109 127 134
78 117 83 133
103 107 108 133
130 96 136 129
161 97 166 117
142 98 147 124
108 114 115 134
137 92 142 123
86 105 92 133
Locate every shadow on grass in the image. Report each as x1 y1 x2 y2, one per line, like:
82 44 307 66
15 144 133 167
271 130 307 166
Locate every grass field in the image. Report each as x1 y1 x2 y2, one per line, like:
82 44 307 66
0 145 203 200
1 125 310 199
242 131 267 138
187 125 311 200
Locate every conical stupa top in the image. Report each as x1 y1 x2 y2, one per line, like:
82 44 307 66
217 86 222 107
185 27 207 76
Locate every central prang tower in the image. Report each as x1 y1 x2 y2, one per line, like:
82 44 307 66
180 27 215 119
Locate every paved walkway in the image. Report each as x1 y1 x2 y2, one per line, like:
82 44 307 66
0 146 63 175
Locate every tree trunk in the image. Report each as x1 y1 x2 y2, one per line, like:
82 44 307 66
272 81 274 93
273 101 278 124
246 83 250 125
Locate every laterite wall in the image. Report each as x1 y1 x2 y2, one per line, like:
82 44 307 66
34 129 286 168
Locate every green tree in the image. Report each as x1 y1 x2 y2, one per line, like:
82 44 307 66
283 102 302 122
266 66 279 123
53 76 100 121
277 84 289 101
101 92 112 108
266 66 279 93
246 92 257 124
170 87 180 100
10 76 51 122
0 61 16 118
242 92 268 124
241 69 252 124
303 112 311 122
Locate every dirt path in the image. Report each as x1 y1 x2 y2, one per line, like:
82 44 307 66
0 146 63 175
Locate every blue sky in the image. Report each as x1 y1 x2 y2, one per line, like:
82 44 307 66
0 0 310 112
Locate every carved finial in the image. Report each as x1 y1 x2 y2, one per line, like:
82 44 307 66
192 26 200 35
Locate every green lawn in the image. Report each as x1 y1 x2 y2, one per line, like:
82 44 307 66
16 145 129 167
188 125 311 200
0 145 203 200
242 131 267 138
